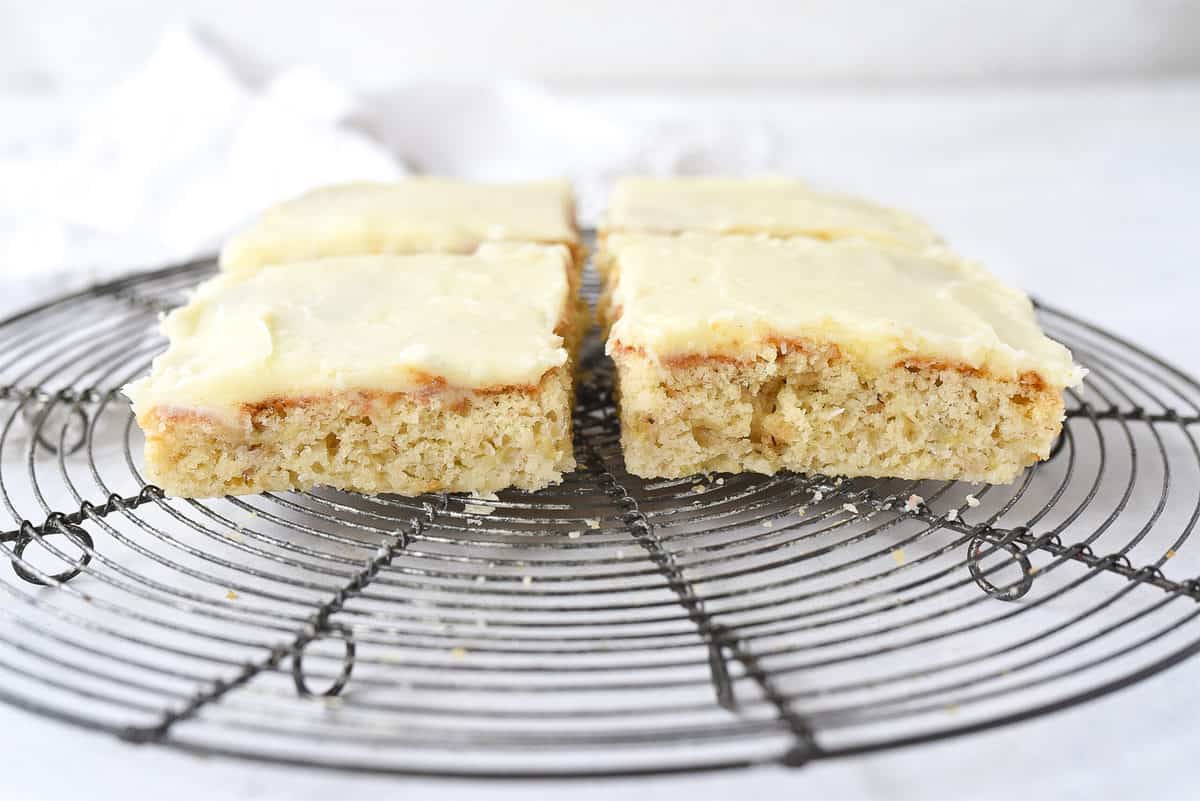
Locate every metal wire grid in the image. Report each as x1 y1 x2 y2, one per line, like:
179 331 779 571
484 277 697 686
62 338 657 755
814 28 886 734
0 255 1198 778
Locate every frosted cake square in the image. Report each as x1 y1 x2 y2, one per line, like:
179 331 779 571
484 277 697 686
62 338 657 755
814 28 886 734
599 233 1084 484
601 176 940 249
221 178 582 272
125 244 579 498
221 178 591 341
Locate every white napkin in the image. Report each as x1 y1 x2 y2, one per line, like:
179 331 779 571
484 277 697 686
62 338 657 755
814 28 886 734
0 24 789 317
0 25 404 304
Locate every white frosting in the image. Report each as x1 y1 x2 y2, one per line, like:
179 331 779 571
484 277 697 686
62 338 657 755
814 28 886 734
605 176 940 249
605 233 1084 388
221 179 578 272
126 244 571 419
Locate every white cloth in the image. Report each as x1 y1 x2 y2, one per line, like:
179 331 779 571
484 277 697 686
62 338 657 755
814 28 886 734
0 25 403 298
0 25 785 304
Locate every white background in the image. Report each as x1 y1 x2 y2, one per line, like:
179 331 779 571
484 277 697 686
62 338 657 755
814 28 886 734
2 2 1199 799
4 0 1200 91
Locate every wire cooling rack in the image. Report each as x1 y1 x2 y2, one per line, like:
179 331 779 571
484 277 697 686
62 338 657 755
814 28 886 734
1 251 1199 778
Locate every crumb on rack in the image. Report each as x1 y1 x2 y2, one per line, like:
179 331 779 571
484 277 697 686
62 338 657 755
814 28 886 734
584 519 600 529
904 494 924 513
462 502 494 515
450 647 467 660
842 503 858 515
762 520 774 529
522 575 533 587
946 508 959 522
891 548 906 565
965 494 981 507
567 530 582 539
225 589 238 600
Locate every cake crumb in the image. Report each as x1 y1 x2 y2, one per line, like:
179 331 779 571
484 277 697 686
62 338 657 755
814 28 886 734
795 505 808 516
225 589 238 601
891 548 906 565
716 478 725 486
692 484 705 493
904 494 924 513
522 575 533 587
812 490 824 503
762 520 774 529
567 530 582 539
842 503 858 515
462 502 494 515
450 647 467 660
474 575 486 584
946 509 959 522
965 494 981 508
1167 549 1177 559
585 519 600 529
615 549 626 558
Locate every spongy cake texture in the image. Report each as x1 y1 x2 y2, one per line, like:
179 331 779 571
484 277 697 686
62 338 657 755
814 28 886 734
612 341 1062 484
139 369 575 497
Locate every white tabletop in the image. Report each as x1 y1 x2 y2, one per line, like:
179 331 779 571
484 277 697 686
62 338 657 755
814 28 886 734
1 79 1198 800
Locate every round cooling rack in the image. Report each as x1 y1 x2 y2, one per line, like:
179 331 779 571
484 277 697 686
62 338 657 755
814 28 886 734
1 253 1199 779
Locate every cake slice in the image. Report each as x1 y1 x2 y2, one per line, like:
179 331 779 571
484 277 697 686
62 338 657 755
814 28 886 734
221 178 582 272
601 176 940 249
125 244 578 498
599 233 1085 484
221 178 590 341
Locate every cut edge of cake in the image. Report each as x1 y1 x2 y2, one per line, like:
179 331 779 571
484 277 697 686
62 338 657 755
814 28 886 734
605 337 1065 484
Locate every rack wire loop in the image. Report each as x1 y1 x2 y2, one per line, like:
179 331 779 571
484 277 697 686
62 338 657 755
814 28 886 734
967 528 1035 601
21 401 88 456
11 518 95 586
291 624 357 698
